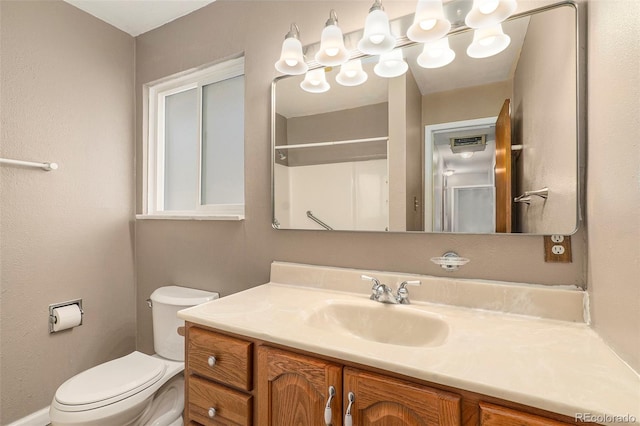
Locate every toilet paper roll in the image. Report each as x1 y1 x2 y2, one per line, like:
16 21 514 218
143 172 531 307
52 304 82 332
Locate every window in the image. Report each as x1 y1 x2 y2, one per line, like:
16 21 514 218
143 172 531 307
142 56 245 219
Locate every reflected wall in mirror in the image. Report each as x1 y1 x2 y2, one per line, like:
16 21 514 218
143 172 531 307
272 3 580 234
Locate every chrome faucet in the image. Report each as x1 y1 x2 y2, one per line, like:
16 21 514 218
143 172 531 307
361 275 421 304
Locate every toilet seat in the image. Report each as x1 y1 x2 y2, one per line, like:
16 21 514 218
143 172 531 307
54 352 166 412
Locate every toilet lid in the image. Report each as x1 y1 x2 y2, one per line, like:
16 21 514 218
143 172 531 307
55 351 166 408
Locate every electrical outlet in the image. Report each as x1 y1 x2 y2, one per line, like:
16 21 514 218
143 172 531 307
544 235 572 263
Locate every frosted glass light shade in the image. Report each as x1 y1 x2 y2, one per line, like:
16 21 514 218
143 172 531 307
467 24 511 58
275 37 308 75
417 37 455 68
407 0 451 43
465 0 517 28
315 25 349 66
336 59 368 86
374 49 408 78
358 9 396 55
300 68 330 93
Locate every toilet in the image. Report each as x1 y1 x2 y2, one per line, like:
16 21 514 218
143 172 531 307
49 286 218 426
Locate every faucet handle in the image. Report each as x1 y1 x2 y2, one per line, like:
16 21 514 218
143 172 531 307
361 275 382 300
398 280 421 289
361 274 382 288
397 280 421 304
361 274 379 283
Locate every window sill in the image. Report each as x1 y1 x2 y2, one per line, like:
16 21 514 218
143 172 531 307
135 214 245 221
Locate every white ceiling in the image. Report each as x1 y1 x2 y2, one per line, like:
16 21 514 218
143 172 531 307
64 0 216 36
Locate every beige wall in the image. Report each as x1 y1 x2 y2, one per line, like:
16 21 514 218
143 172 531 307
422 80 513 126
134 0 586 355
405 70 423 231
0 1 135 422
388 71 408 231
513 8 577 234
587 0 640 372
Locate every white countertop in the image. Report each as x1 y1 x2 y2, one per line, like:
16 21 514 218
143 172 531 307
179 283 640 425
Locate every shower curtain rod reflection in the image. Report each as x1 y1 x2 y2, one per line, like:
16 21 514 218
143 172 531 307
275 136 388 150
0 158 58 171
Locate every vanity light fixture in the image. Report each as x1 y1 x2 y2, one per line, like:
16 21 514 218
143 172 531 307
358 0 396 55
336 59 368 86
407 0 451 43
300 68 330 93
374 49 409 78
465 0 517 28
315 10 350 67
467 23 511 58
274 23 308 75
417 37 456 68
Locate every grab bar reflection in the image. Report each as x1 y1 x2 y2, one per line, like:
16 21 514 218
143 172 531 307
306 210 333 230
514 187 548 204
0 158 58 171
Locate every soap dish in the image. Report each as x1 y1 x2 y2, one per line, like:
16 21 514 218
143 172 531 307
430 252 470 272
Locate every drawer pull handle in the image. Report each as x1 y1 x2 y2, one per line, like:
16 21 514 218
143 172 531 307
324 385 336 425
344 392 355 426
207 356 216 367
208 407 216 418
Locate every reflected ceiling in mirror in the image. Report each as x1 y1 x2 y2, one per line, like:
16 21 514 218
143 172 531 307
272 3 581 235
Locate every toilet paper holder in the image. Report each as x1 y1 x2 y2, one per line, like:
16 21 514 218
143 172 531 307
49 299 84 333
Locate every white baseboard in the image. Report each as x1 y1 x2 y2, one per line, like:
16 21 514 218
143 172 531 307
6 406 50 426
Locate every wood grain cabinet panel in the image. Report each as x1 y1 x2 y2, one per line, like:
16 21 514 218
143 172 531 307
188 327 253 391
480 402 574 426
185 323 592 426
257 346 343 426
344 367 462 426
188 375 252 426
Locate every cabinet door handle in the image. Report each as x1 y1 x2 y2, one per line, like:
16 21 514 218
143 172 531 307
324 385 336 425
344 392 355 426
207 355 216 367
208 407 216 418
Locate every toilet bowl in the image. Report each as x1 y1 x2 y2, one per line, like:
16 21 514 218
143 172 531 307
49 286 218 426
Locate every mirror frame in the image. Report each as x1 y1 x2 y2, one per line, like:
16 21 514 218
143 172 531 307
271 1 585 235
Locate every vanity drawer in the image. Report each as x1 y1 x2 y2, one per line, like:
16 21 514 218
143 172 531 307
188 327 253 391
188 375 252 426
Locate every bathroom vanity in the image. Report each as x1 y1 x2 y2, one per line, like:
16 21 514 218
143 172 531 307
178 263 640 426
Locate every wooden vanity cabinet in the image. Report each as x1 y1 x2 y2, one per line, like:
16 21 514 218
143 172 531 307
184 323 598 426
256 346 342 425
185 325 254 425
256 346 461 426
479 402 575 426
343 367 461 425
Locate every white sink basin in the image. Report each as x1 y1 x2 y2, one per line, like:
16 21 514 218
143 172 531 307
304 300 449 347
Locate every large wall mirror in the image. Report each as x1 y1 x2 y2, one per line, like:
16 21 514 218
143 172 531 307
272 3 581 234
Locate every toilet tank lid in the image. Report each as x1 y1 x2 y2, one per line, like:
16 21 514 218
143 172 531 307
150 286 219 306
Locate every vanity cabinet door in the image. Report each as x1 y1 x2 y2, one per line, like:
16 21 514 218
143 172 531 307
343 368 462 426
257 346 343 426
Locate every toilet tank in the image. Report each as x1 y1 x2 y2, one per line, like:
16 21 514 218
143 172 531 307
149 286 219 361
